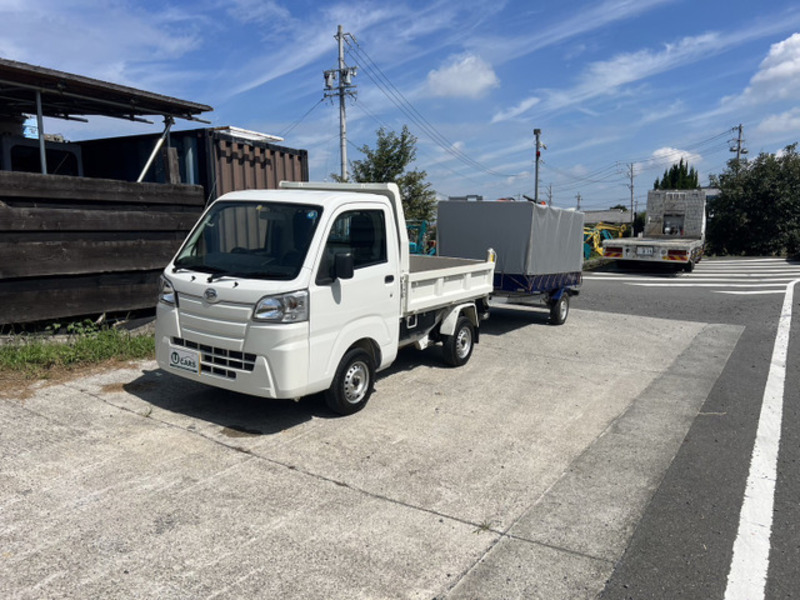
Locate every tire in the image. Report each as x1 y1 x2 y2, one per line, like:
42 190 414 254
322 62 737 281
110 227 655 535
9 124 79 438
549 293 570 325
442 316 475 367
684 260 695 273
325 348 375 415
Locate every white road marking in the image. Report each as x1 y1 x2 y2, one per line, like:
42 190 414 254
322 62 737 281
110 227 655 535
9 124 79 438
724 279 799 600
584 260 800 295
583 277 799 283
627 282 789 288
714 290 787 296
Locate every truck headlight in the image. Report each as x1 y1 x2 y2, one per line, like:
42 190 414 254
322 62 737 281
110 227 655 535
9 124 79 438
253 290 309 323
159 276 178 306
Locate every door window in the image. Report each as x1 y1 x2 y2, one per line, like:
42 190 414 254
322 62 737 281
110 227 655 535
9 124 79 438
317 210 387 284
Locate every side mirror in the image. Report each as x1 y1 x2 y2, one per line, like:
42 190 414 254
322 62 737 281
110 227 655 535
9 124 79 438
334 253 354 280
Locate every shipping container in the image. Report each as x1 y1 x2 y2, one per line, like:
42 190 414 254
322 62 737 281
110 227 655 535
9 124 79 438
78 127 308 203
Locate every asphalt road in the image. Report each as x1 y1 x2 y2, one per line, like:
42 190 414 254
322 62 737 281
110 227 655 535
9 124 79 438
582 257 800 600
1 256 796 599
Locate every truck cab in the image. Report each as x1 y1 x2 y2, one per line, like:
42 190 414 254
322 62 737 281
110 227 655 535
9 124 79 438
156 183 495 415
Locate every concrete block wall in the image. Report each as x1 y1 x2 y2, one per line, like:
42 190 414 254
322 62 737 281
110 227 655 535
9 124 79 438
644 190 706 238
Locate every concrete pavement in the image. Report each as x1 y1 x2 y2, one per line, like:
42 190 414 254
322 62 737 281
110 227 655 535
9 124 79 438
0 307 742 599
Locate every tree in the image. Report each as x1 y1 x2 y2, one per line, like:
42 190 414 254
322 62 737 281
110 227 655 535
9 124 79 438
339 125 437 221
653 158 700 190
707 144 800 256
609 204 628 211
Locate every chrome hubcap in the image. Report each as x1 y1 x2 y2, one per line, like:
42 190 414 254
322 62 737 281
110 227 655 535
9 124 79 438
456 327 472 359
343 361 369 404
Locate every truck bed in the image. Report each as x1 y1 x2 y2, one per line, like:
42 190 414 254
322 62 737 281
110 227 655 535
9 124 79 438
603 236 704 266
404 254 495 315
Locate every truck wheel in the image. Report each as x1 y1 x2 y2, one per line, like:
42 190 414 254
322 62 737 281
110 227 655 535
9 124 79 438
325 348 374 415
442 316 474 367
684 260 695 273
549 294 570 325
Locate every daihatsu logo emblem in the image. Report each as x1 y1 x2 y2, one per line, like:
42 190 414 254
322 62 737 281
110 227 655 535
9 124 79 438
204 288 219 303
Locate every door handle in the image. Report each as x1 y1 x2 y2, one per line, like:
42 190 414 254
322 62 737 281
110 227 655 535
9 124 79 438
385 275 395 284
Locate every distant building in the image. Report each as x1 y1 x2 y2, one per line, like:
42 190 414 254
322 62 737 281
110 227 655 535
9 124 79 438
583 209 631 226
447 194 484 202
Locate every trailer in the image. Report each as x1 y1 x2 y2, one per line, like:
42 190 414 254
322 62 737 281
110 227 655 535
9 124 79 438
602 189 706 271
436 200 584 324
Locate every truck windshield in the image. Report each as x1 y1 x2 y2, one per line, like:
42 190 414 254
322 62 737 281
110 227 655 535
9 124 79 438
173 201 323 281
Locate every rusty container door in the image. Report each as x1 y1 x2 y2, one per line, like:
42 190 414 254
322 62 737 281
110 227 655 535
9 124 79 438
209 130 308 201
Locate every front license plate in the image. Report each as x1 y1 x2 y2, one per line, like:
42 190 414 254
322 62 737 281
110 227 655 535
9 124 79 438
636 246 654 256
169 347 200 374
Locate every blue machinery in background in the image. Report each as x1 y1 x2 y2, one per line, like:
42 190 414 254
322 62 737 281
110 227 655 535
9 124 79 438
407 220 436 255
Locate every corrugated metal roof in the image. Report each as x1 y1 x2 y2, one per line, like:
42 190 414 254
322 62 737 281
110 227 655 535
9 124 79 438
0 57 211 122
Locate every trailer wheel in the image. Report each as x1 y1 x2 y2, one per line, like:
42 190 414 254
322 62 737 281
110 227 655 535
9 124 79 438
549 293 570 325
325 348 374 415
442 316 474 367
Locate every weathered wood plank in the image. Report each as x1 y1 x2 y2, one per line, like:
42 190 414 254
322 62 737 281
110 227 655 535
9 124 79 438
0 272 160 325
0 205 202 232
0 170 205 206
0 239 182 278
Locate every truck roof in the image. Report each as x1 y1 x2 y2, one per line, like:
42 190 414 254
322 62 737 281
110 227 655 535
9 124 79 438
215 187 389 206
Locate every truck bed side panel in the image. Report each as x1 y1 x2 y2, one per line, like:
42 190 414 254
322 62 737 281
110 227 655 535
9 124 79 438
405 255 494 314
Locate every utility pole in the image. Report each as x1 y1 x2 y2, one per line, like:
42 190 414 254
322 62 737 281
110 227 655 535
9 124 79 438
576 193 582 211
324 25 357 180
730 123 748 165
533 128 543 202
627 163 635 236
547 184 553 207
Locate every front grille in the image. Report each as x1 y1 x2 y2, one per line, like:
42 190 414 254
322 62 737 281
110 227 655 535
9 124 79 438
172 337 257 380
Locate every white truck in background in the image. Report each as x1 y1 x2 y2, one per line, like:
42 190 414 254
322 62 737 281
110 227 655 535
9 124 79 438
602 189 707 272
155 182 495 415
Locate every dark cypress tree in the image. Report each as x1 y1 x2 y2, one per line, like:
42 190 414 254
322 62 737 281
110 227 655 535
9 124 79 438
654 158 700 190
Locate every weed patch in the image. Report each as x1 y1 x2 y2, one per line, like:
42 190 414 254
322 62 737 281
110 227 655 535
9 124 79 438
0 325 154 381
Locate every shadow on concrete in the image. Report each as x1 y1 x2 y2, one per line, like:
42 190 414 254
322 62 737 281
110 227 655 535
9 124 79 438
122 303 559 433
481 305 551 336
123 368 331 435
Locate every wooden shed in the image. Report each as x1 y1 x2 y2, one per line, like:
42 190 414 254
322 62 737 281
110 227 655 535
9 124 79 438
0 57 212 325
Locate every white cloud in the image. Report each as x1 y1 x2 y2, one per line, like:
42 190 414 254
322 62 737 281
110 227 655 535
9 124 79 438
533 32 726 116
491 96 540 123
653 147 701 163
757 107 800 134
227 0 291 25
469 0 677 65
738 33 800 104
696 32 800 123
0 1 203 89
427 54 499 98
579 33 720 94
637 147 702 174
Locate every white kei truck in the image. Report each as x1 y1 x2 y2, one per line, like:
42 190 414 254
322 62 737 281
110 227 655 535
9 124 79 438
602 189 707 272
156 182 496 415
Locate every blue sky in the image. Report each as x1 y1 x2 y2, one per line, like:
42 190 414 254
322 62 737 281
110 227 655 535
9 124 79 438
3 0 800 210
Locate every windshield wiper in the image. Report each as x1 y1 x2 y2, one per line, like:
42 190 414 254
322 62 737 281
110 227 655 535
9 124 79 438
206 270 294 282
207 271 234 282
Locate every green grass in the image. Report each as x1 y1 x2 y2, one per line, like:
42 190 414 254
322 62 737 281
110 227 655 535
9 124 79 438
0 324 155 380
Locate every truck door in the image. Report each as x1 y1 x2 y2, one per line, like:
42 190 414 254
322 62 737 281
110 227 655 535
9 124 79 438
308 205 401 384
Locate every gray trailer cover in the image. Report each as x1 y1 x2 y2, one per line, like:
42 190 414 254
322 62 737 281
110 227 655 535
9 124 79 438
437 201 584 276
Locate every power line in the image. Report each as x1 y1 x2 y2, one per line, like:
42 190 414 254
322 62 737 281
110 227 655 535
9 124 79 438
344 38 515 178
350 99 487 188
277 97 325 139
544 127 735 194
